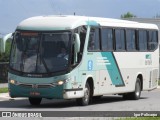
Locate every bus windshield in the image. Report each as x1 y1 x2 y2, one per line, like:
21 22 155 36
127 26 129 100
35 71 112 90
10 31 71 74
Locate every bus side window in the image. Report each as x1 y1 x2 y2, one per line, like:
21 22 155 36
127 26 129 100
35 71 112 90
101 28 113 51
88 28 100 51
71 26 87 65
79 26 87 53
148 31 158 51
126 29 136 51
78 26 87 62
115 29 125 51
138 30 147 51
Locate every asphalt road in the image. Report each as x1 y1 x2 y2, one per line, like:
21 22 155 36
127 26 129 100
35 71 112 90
0 88 160 119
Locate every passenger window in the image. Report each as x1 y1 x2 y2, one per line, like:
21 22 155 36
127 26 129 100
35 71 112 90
101 28 113 51
138 30 147 51
126 30 136 51
148 31 158 50
88 28 100 51
115 29 125 51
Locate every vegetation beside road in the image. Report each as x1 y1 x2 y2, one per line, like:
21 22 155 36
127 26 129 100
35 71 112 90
118 117 160 120
0 87 8 93
0 38 11 83
0 39 11 62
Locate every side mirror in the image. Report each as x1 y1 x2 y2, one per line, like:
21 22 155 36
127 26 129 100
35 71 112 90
73 33 81 63
0 33 12 53
74 33 80 53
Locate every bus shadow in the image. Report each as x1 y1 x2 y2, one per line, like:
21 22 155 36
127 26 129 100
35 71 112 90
34 96 148 108
0 96 148 109
91 95 147 105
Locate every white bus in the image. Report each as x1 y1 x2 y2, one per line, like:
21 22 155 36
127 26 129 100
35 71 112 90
2 15 159 106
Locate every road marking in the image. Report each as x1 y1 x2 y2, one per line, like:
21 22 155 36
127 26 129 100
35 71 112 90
66 117 87 120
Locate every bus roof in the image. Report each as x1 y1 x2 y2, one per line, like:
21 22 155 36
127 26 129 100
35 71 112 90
17 15 159 31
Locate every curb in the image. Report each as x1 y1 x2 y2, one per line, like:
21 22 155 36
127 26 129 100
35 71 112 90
0 93 10 98
0 93 12 101
0 93 26 101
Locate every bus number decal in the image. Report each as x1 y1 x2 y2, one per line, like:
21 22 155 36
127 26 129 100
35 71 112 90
145 54 152 65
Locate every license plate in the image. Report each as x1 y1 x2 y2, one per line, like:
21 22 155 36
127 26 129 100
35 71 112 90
30 92 40 96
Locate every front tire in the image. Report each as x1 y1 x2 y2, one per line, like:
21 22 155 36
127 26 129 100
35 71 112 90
29 97 42 105
76 82 91 106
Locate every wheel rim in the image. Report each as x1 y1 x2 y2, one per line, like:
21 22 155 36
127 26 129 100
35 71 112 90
135 82 140 97
84 85 89 103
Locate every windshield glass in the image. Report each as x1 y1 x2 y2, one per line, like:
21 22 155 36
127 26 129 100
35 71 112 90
10 31 71 74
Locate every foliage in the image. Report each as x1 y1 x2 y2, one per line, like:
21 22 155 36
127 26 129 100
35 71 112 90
118 117 160 120
0 38 11 62
121 12 136 18
0 38 11 82
0 87 8 93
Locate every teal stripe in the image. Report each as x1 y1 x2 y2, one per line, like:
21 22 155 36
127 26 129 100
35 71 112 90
86 20 100 27
101 52 125 86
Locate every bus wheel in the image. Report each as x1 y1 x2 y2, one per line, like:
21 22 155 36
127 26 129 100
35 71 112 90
29 97 42 105
131 78 141 100
76 82 90 106
123 78 141 100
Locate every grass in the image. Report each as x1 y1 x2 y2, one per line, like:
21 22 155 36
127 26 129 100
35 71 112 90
118 117 160 120
0 87 8 93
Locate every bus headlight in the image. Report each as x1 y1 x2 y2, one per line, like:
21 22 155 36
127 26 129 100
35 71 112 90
57 80 64 85
10 79 17 85
57 78 70 85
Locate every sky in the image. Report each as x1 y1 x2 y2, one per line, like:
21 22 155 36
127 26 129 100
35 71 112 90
0 0 160 35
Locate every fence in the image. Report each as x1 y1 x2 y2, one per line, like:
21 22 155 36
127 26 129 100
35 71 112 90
0 62 9 83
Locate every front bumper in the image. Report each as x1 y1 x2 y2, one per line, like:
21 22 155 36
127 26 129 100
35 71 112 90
9 83 63 99
9 83 84 99
63 88 84 99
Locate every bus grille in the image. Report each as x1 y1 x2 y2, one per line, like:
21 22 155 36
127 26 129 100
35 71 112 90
17 83 56 88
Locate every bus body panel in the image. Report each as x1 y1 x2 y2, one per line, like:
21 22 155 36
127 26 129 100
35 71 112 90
8 73 69 98
78 50 159 96
8 66 85 99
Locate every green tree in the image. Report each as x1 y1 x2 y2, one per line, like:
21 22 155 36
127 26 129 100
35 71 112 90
0 38 11 82
121 12 136 18
0 38 11 62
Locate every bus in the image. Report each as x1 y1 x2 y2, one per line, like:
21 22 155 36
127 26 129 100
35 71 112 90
4 15 159 106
